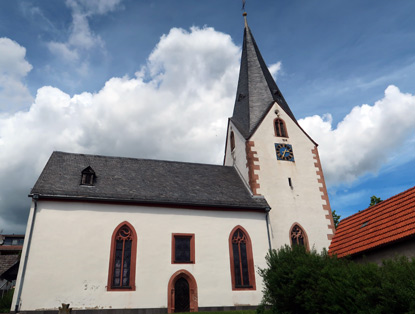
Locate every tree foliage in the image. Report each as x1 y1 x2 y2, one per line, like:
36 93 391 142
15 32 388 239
369 195 383 206
331 210 341 229
258 246 415 314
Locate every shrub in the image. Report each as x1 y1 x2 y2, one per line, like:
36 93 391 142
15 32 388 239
258 246 415 314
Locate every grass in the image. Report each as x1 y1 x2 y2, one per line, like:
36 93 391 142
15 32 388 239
0 289 13 313
175 311 256 314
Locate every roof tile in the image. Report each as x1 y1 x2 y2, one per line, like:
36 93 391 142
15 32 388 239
0 254 20 278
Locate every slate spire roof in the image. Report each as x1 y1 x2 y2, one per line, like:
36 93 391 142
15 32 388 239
329 186 415 258
31 151 269 211
231 15 296 139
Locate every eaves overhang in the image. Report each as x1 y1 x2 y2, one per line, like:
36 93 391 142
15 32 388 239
28 193 270 212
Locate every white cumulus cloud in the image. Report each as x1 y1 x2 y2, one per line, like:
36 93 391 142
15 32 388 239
299 85 415 185
0 26 240 232
0 38 33 112
268 61 282 80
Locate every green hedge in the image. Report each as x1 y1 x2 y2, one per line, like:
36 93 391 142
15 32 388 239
258 246 415 314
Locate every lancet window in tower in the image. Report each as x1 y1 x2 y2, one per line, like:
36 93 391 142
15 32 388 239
290 224 308 249
107 222 137 291
230 131 236 151
229 226 256 290
274 118 288 137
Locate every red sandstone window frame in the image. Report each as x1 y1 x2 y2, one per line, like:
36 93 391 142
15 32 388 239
274 118 288 138
107 221 137 291
228 225 256 291
171 233 195 264
289 222 309 251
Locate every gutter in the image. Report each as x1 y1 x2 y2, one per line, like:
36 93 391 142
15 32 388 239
30 193 270 212
265 206 272 251
14 194 39 313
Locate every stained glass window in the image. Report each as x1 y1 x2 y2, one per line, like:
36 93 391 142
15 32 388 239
112 226 133 288
232 229 250 288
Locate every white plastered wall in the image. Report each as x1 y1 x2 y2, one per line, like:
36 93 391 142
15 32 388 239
251 102 333 252
12 202 35 311
13 201 269 311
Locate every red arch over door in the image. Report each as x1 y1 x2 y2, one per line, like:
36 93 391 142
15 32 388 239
167 269 198 313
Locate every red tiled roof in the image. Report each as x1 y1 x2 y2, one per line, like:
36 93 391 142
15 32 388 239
0 254 20 278
329 186 415 258
0 246 23 251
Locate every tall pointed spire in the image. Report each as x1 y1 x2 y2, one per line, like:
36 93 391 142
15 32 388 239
231 14 296 139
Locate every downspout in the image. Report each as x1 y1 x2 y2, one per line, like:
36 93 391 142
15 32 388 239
265 207 272 251
14 194 39 313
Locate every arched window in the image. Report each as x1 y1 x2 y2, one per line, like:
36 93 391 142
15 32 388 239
228 226 256 290
274 118 288 137
230 131 236 152
290 223 309 250
107 221 137 291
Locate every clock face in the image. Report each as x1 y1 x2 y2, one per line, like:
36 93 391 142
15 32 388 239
275 143 294 161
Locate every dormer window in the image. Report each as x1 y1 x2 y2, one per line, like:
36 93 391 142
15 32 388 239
81 166 95 186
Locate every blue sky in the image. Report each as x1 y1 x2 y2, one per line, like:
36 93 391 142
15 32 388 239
0 0 414 233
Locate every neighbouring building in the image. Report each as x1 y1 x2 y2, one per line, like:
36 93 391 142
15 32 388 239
0 234 24 297
12 14 334 313
329 186 415 264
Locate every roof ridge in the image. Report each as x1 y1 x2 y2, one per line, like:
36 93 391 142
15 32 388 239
339 195 414 229
52 151 228 169
338 185 415 225
334 200 415 242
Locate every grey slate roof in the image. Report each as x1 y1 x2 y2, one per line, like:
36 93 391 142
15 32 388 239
31 152 269 211
231 24 296 139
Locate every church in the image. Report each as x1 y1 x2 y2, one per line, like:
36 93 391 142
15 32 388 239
12 14 335 313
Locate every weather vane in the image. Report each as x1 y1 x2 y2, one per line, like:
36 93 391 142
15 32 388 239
242 0 248 27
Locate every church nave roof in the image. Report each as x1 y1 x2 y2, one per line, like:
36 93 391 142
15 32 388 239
31 151 269 211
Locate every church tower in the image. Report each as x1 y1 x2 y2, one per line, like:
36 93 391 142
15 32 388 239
224 14 335 251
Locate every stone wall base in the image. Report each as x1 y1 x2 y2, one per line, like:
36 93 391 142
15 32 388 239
13 305 257 314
